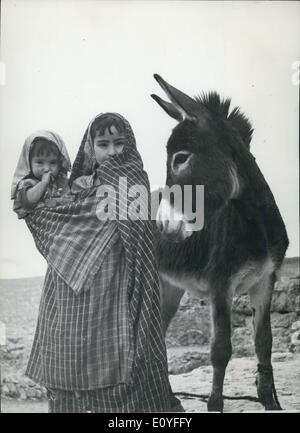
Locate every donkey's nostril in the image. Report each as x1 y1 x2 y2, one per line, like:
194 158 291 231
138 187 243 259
156 219 164 233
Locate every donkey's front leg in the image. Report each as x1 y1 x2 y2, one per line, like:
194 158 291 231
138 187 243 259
207 286 233 412
249 272 282 411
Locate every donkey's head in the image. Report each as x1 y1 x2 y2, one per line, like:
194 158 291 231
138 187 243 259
152 74 253 242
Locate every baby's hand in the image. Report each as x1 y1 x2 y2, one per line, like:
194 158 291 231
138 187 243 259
41 171 52 185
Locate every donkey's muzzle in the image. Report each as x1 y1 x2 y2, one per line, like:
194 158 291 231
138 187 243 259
156 199 193 242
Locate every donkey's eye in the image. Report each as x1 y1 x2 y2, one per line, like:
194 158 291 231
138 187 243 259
174 153 190 166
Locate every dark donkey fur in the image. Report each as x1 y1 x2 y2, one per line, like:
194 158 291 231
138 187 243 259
151 74 289 412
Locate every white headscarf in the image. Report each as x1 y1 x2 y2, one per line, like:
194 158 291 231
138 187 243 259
11 130 71 199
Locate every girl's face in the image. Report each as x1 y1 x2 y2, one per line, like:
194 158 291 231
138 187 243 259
93 126 126 165
31 151 60 180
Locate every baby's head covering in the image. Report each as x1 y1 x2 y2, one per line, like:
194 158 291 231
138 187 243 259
70 113 137 183
11 130 71 199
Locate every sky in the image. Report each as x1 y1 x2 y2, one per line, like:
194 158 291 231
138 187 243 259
0 0 299 278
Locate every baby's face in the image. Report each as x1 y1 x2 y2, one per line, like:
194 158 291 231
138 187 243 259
31 152 60 180
93 126 126 165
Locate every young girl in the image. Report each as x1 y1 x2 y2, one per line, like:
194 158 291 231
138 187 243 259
70 113 127 192
11 131 71 219
15 114 171 413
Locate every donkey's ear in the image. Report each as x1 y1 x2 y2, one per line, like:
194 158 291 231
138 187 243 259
153 74 209 127
151 94 184 122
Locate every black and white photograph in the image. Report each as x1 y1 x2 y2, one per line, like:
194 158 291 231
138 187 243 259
0 0 299 416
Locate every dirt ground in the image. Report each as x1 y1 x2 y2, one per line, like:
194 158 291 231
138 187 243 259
2 354 299 413
1 263 299 414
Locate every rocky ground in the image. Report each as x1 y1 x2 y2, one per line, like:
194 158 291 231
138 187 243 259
1 258 299 413
2 353 300 413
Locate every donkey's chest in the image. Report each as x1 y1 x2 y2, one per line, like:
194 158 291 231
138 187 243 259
159 257 275 298
159 271 209 297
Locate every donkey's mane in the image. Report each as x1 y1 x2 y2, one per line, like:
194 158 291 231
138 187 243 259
195 92 254 149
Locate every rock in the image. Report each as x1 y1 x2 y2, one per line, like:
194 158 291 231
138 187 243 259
11 376 19 384
23 377 34 386
177 329 208 346
8 345 24 352
295 296 300 315
271 291 289 313
232 313 246 328
166 298 211 348
0 321 6 346
7 337 21 344
290 343 300 354
26 388 37 399
272 352 293 362
1 384 10 396
232 327 254 357
289 340 300 353
272 335 290 352
232 296 252 316
19 387 27 400
288 277 300 289
6 382 20 398
291 331 300 344
168 350 210 374
271 277 300 313
291 321 300 331
3 374 13 383
35 389 44 399
271 312 297 328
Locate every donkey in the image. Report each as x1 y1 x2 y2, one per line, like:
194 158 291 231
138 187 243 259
151 74 289 412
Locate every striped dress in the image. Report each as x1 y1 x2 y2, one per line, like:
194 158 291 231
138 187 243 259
22 114 172 412
26 233 171 412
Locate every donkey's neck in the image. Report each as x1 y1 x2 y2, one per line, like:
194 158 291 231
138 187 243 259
156 200 270 281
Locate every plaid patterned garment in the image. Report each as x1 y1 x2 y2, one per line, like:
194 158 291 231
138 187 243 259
24 114 171 412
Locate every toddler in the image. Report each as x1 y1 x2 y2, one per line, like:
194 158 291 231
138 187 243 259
11 131 72 218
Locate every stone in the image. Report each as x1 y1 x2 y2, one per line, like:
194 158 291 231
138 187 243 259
35 389 43 399
271 312 297 328
232 327 255 357
232 313 246 328
8 345 24 352
1 384 10 396
271 276 300 313
295 296 300 314
290 343 300 354
7 337 21 344
19 387 27 400
7 382 20 398
23 377 34 385
0 321 6 346
291 331 300 344
166 302 211 348
271 291 289 313
272 352 293 362
177 329 208 346
26 388 37 398
288 277 300 290
168 350 210 374
232 296 252 316
291 321 300 331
